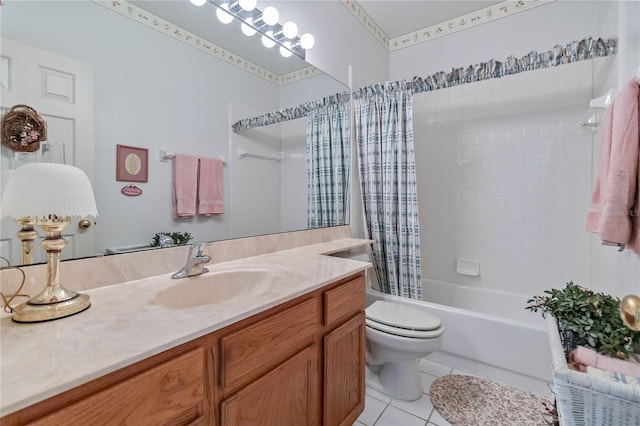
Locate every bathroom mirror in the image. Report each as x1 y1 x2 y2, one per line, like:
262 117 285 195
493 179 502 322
0 0 350 266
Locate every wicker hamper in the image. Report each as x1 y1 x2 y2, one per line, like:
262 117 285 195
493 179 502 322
547 316 640 425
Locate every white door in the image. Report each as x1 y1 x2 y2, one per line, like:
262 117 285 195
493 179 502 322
1 36 95 265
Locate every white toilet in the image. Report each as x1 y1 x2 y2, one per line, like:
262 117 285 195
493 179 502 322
365 300 445 401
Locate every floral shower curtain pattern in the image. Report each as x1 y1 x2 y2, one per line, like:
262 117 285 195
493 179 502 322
306 93 351 228
353 81 422 300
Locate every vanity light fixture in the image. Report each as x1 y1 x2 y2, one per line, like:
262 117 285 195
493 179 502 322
1 163 98 322
241 17 257 36
300 33 315 50
201 0 313 59
279 42 293 58
262 31 276 48
216 2 235 24
190 0 207 6
282 21 298 39
238 0 257 12
262 6 279 26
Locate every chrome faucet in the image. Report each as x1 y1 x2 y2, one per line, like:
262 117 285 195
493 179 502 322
171 243 211 279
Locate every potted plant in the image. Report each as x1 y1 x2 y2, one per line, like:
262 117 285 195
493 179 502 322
526 281 640 360
150 231 193 247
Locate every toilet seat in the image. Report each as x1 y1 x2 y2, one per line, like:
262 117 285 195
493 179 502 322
366 301 444 339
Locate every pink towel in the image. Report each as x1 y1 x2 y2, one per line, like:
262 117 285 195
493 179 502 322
586 78 640 254
198 157 224 215
172 153 199 219
570 346 640 378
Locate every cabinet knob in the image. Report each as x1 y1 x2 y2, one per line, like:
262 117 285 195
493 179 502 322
78 219 92 230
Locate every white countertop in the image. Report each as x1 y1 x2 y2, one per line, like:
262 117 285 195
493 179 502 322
0 238 372 415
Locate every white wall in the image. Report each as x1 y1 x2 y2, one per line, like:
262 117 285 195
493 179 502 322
392 1 639 299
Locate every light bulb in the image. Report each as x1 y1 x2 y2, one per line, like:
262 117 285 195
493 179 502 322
300 33 315 50
238 0 256 11
241 17 256 36
282 21 298 39
279 42 293 58
262 6 279 26
216 3 234 24
262 31 276 48
190 0 207 5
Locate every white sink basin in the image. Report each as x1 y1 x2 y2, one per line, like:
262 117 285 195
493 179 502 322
150 268 280 308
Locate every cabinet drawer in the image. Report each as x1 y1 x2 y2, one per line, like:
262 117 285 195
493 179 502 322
29 348 205 426
324 274 365 327
220 298 317 391
221 345 318 426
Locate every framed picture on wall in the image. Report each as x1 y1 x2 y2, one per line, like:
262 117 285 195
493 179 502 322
116 144 148 182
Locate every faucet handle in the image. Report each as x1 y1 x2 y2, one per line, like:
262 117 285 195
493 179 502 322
190 242 208 257
190 243 212 268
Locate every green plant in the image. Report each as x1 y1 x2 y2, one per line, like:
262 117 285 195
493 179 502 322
150 231 193 247
526 281 640 360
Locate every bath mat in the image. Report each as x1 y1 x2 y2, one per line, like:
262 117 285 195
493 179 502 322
429 375 552 426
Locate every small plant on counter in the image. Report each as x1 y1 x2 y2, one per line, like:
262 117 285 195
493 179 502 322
150 231 193 247
526 281 640 360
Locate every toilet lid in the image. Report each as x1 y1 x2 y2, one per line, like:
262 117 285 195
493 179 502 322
366 318 444 339
365 300 441 331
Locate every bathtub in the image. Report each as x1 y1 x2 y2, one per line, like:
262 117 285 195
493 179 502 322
366 278 553 390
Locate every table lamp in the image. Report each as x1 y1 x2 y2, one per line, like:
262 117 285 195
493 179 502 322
1 163 98 322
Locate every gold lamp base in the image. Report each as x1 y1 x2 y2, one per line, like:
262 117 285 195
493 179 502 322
12 293 90 323
11 216 91 323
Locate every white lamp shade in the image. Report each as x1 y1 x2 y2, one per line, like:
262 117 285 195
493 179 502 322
1 163 98 219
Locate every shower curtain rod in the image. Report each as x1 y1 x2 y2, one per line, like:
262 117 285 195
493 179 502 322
232 36 617 132
232 92 350 132
408 36 617 95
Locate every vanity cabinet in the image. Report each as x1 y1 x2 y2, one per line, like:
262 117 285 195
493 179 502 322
218 297 318 426
2 271 365 426
11 345 212 426
322 275 366 426
323 314 366 426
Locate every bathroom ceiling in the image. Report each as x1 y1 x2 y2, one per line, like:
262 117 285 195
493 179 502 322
356 0 503 39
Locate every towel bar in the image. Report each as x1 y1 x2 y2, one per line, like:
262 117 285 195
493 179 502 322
159 148 226 165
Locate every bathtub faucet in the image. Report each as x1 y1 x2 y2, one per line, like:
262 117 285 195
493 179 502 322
172 243 211 279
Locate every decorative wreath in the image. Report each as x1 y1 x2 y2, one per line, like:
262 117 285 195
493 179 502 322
1 104 48 153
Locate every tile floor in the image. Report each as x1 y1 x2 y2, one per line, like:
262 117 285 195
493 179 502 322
354 358 454 426
355 357 548 426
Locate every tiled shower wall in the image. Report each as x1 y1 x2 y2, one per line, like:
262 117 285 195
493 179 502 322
414 59 621 297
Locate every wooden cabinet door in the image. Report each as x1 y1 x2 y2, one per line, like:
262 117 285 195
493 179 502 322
220 345 318 426
324 313 365 426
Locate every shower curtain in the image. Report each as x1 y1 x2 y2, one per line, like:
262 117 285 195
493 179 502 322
306 93 351 228
353 81 422 300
